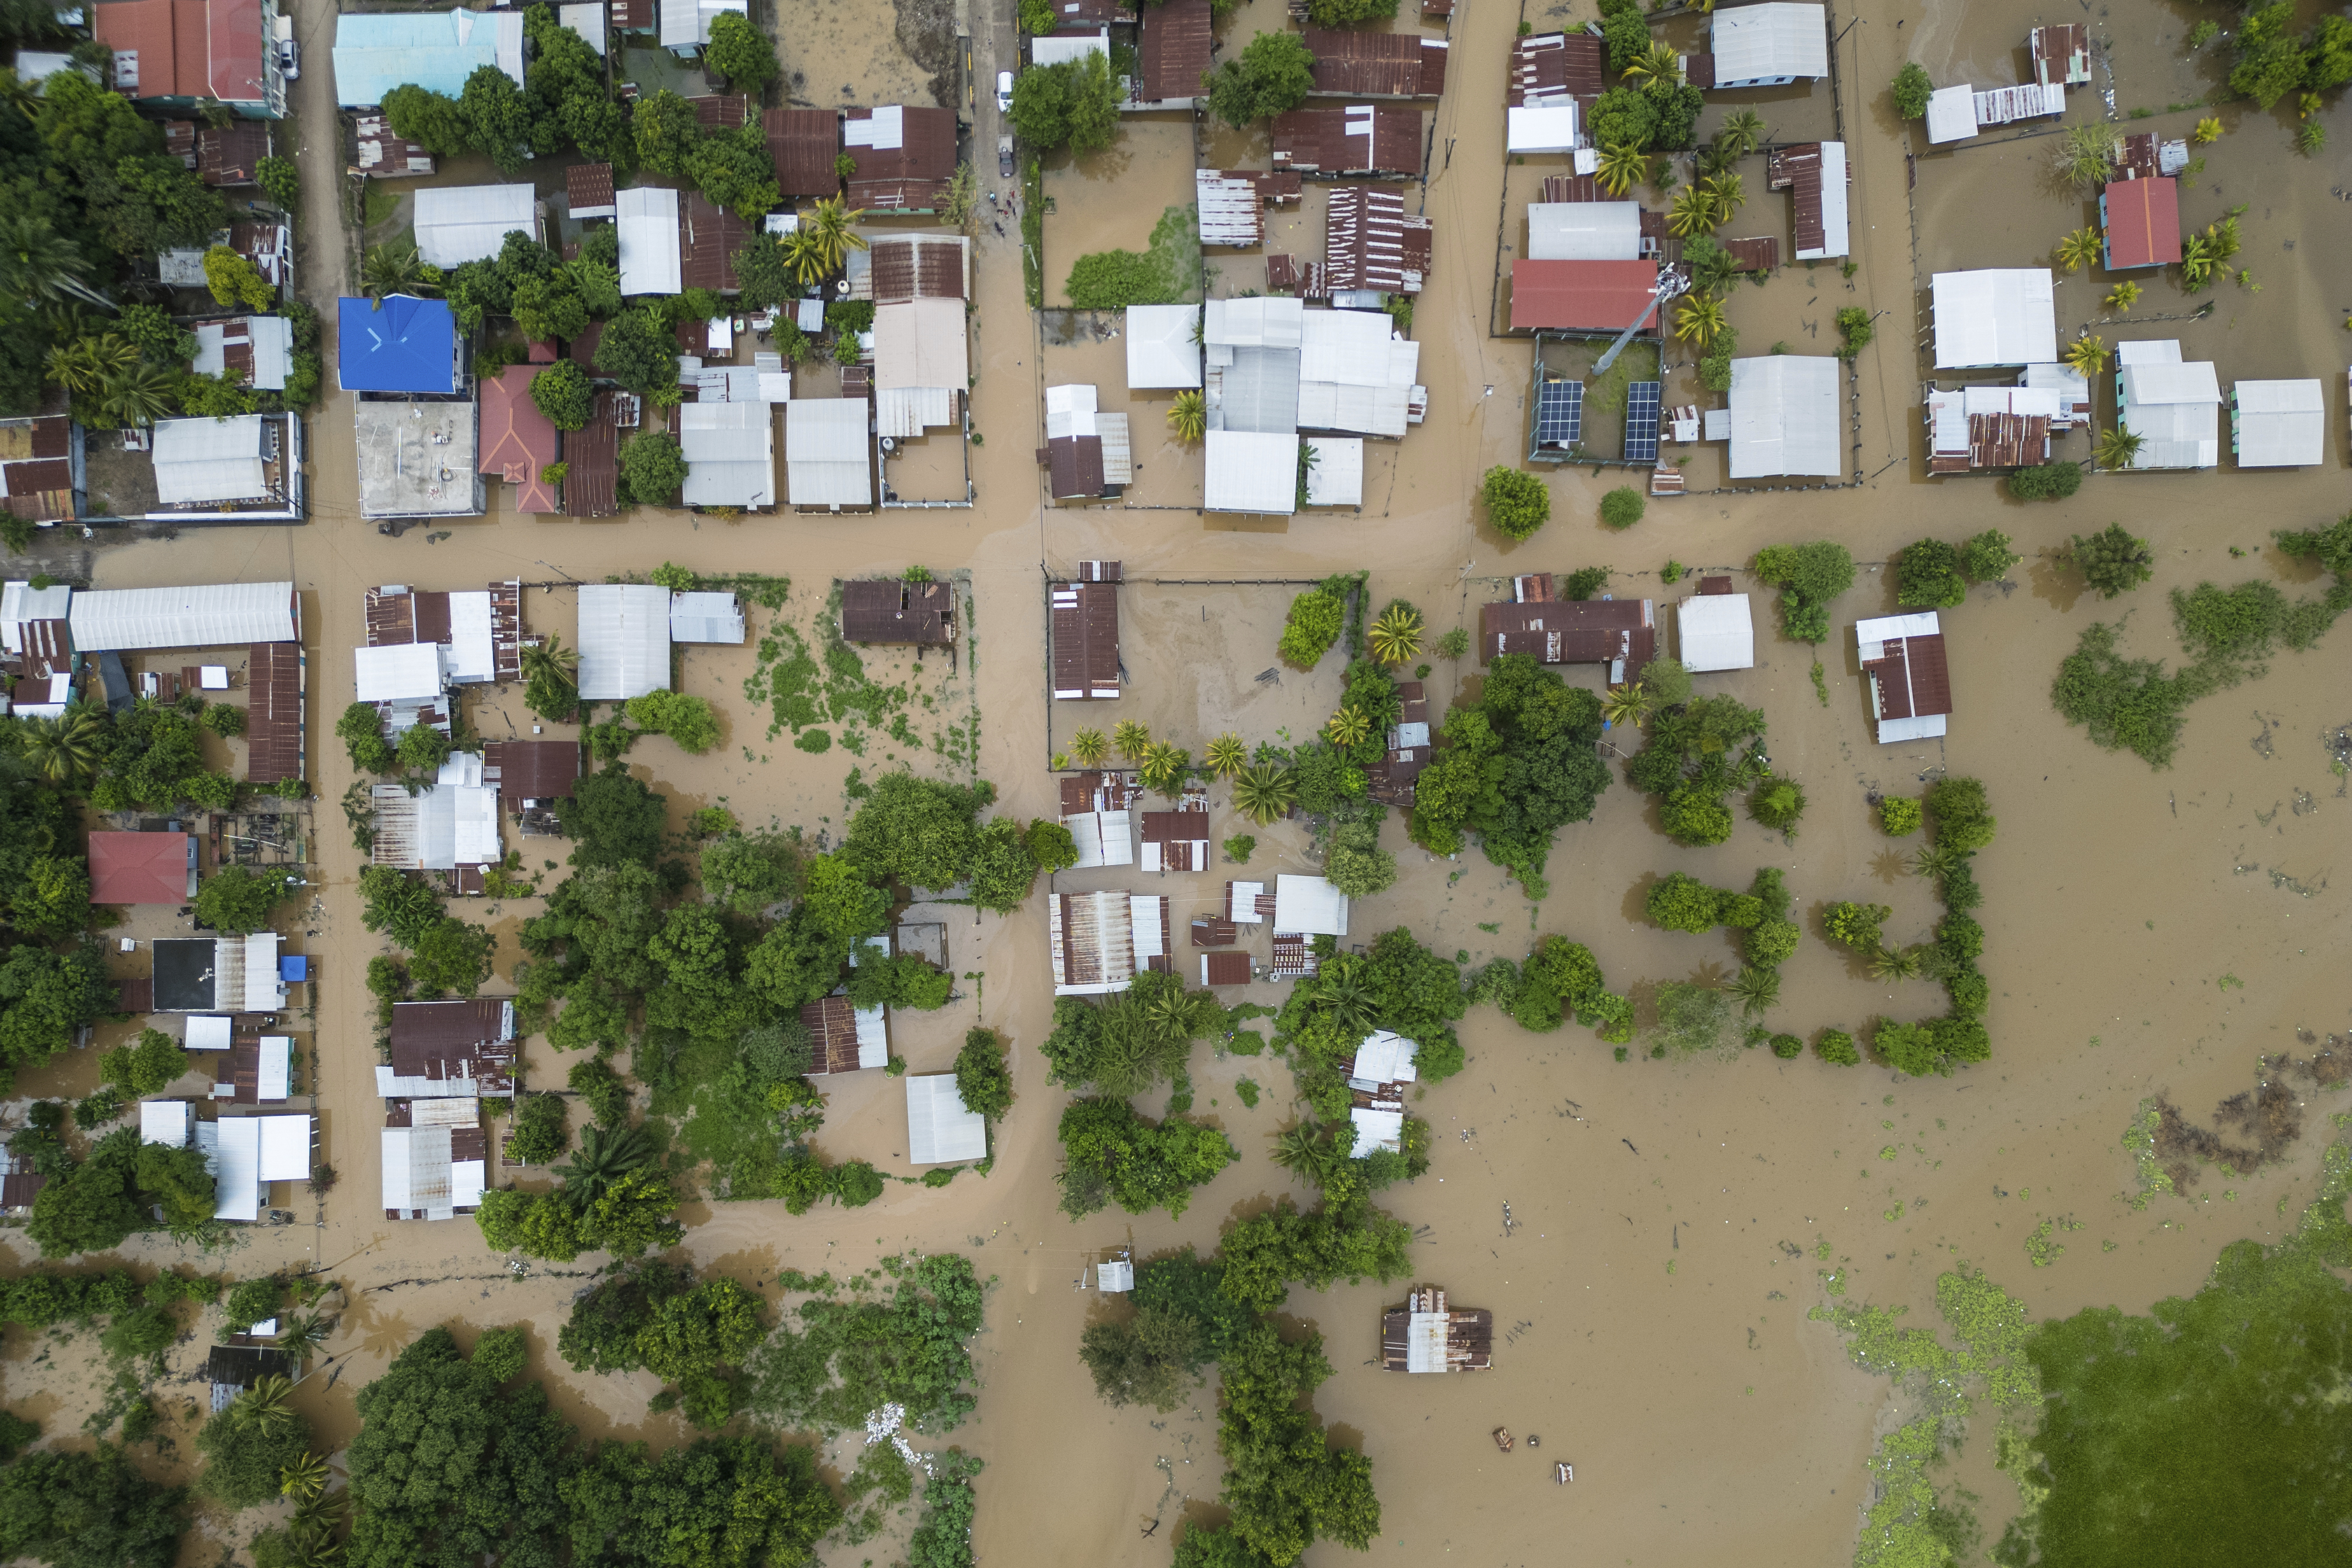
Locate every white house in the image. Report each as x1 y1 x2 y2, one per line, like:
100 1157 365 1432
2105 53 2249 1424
1710 3 1828 87
1676 592 1755 672
412 184 538 269
2230 379 2323 467
1931 271 2056 369
575 583 671 700
1726 356 1842 478
2115 341 2220 470
1125 304 1201 389
906 1073 988 1164
1273 873 1349 937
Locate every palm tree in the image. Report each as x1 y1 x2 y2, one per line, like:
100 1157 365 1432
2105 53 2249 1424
1908 844 1966 880
1622 42 1682 86
1595 141 1650 198
520 635 579 692
1713 110 1766 164
0 216 111 308
780 228 828 286
2095 424 2143 472
1870 944 1923 984
359 242 437 304
1674 293 1726 348
2193 116 2222 144
1702 172 1746 219
1601 682 1651 730
2105 280 2141 312
0 70 44 121
1167 390 1206 443
275 1312 332 1353
557 1122 653 1208
19 707 104 787
1070 727 1110 768
100 362 181 427
1325 705 1371 748
2052 227 2102 273
46 335 131 394
2063 335 2108 377
2051 123 2122 188
283 1517 345 1568
800 197 869 276
281 1451 331 1502
1317 975 1377 1038
1667 185 1716 238
1367 603 1422 667
1204 733 1246 779
1270 1123 1337 1185
1729 966 1781 1017
1232 761 1297 825
232 1375 299 1438
1139 741 1188 793
1111 720 1152 762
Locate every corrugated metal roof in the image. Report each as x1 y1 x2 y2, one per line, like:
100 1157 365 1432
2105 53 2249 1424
1508 258 1660 332
1304 30 1446 97
841 579 954 643
1203 430 1299 515
246 643 304 784
1710 2 1827 83
562 390 627 517
1272 104 1423 175
1136 0 1210 102
332 8 523 105
2102 177 2180 268
1049 580 1121 698
1527 201 1640 262
785 398 872 508
873 298 968 391
1931 270 2056 368
869 235 969 302
482 738 580 806
617 187 682 296
680 192 750 293
1508 30 1602 107
678 401 775 508
670 591 745 643
1125 304 1201 389
765 107 841 198
1728 354 1842 478
70 582 297 651
152 413 271 502
566 163 616 218
906 1074 986 1163
575 583 671 699
1195 170 1265 248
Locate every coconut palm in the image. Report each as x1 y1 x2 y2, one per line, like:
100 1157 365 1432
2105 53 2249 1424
1139 741 1188 793
2063 335 2108 377
1729 965 1781 1017
275 1312 332 1353
1270 1123 1338 1185
281 1451 331 1502
19 707 104 787
1167 390 1206 443
1315 971 1377 1038
2193 116 2222 144
0 69 44 121
1367 603 1422 667
1325 705 1371 748
359 242 434 303
100 361 180 427
2095 424 2143 472
232 1375 300 1438
1667 184 1716 238
0 216 111 308
556 1122 654 1208
1595 141 1650 198
1674 292 1727 348
2297 121 2325 156
2104 280 2141 313
1701 172 1746 220
1232 761 1297 825
1870 944 1924 984
2051 123 2122 188
780 228 828 286
1111 720 1152 762
2178 233 2217 290
278 1521 344 1568
1070 727 1110 767
46 334 134 394
520 635 579 692
2052 227 2102 273
800 197 869 276
1600 682 1652 730
1908 844 1967 880
1204 733 1246 779
1713 110 1766 164
1622 42 1682 86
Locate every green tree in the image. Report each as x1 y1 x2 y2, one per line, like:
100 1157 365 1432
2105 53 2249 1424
1079 1307 1202 1412
1277 588 1345 668
592 306 681 400
1058 1098 1236 1219
1208 32 1317 130
617 430 687 506
1480 466 1549 540
2007 460 2082 501
702 11 777 89
1322 820 1395 899
0 1443 185 1568
98 1029 187 1097
1599 485 1646 528
698 830 801 914
195 1394 309 1508
1961 528 2021 583
1891 61 1931 118
1645 871 1722 933
192 864 299 935
842 772 989 891
506 1093 569 1165
953 1026 1013 1122
2066 523 2155 598
1895 537 1969 609
0 942 116 1091
522 362 591 435
1009 52 1124 152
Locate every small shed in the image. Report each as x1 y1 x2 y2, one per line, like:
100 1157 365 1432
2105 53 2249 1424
1200 951 1253 986
140 1100 190 1147
1380 1285 1494 1372
841 579 956 645
906 1073 987 1164
1345 1030 1419 1088
670 592 745 643
566 163 616 220
800 993 887 1074
482 738 580 812
1856 612 1952 744
153 934 284 1014
1139 809 1209 873
1924 85 1977 144
1349 1105 1404 1154
1676 593 1755 673
208 1344 289 1410
576 583 671 701
2031 23 2090 86
91 831 194 905
2231 380 2325 467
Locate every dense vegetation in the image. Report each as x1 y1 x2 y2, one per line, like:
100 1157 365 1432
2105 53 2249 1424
1751 541 1856 643
1895 530 2020 608
1623 692 1770 846
1408 652 1611 894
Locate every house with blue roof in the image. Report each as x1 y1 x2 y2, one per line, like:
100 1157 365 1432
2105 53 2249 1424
331 8 524 107
338 297 462 396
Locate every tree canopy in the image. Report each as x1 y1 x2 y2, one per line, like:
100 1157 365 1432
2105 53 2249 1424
1407 652 1611 891
1208 33 1317 129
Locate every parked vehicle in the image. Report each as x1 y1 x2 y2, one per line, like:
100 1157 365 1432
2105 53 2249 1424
996 69 1013 114
998 135 1014 178
278 37 299 79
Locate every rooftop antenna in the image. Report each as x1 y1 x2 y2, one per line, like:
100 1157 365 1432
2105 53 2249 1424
1594 263 1689 374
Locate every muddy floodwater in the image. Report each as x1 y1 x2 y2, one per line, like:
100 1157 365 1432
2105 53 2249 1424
6 0 2352 1562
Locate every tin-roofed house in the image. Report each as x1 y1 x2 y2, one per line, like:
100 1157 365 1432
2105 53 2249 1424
800 993 887 1074
208 1343 290 1409
2231 379 2324 468
1709 2 1826 87
1326 186 1432 295
193 317 290 393
332 8 523 104
152 933 285 1013
1044 384 1130 501
1139 806 1209 872
617 188 684 296
370 752 501 877
1727 355 1843 479
246 640 304 788
1050 578 1121 699
1855 612 1952 743
2101 177 2180 271
197 121 273 185
382 1105 487 1220
1479 582 1656 682
1766 142 1849 261
1060 769 1138 869
1271 104 1424 177
90 831 196 905
1381 1286 1493 1372
765 107 842 199
1125 304 1201 390
1132 0 1210 107
0 413 79 529
412 184 539 268
1305 30 1447 97
479 365 560 514
678 402 776 509
482 737 581 827
1930 271 2056 369
1509 258 1662 334
69 581 299 651
1675 586 1755 673
1050 890 1172 994
785 398 873 511
381 998 517 1097
1924 385 2056 475
365 581 522 687
906 1073 987 1164
1506 30 1601 153
841 578 956 646
566 162 617 221
561 390 632 517
670 592 745 643
2031 23 2090 86
2114 341 2220 470
94 0 284 118
144 413 305 523
873 298 968 442
843 105 959 213
576 583 670 701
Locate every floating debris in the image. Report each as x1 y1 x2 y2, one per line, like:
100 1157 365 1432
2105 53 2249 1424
1493 1427 1513 1452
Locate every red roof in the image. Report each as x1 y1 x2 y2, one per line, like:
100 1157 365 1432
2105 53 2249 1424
1509 258 1660 332
480 365 560 514
94 0 270 106
2103 177 2181 268
765 107 840 198
90 831 191 905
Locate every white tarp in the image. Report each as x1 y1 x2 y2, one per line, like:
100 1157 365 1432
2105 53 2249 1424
785 398 872 508
844 104 904 148
906 1073 988 1164
152 415 270 503
1204 430 1299 515
212 1117 260 1221
1304 436 1364 505
139 1100 189 1146
1710 2 1828 82
446 590 495 682
412 184 536 268
1528 201 1642 261
256 1036 292 1101
70 582 296 651
617 187 683 296
2233 379 2324 467
1125 305 1202 388
1677 593 1756 672
1924 85 1978 144
1932 270 2056 368
576 583 670 700
1506 104 1578 154
354 642 445 704
1727 355 1842 478
257 1114 310 1182
1273 874 1349 936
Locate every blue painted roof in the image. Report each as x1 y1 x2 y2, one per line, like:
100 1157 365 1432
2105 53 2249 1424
338 296 459 394
331 9 523 106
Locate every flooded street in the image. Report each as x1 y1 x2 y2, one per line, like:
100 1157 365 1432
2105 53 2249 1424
6 0 2351 1563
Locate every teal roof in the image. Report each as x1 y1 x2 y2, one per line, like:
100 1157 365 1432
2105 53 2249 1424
332 9 523 106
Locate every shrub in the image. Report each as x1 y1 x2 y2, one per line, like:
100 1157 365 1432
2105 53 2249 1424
1891 62 1931 118
1895 537 1969 609
1278 589 1345 668
1563 566 1611 601
1646 872 1721 933
1599 487 1645 529
1480 466 1550 540
1660 786 1734 846
623 690 721 753
1815 1029 1860 1066
2008 460 2082 501
1924 776 1995 852
1205 30 1317 130
336 701 394 773
2066 523 2155 599
1745 917 1800 968
1833 306 1874 358
1223 835 1254 864
1769 1032 1804 1059
200 704 247 737
1748 778 1807 834
1637 656 1692 709
1824 900 1891 951
1878 796 1922 835
1961 529 2021 583
953 1026 1013 1122
1751 541 1854 644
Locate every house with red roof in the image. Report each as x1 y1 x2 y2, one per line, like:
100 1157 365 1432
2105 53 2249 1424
2099 176 2180 271
92 0 285 118
90 831 195 905
1508 259 1662 333
478 366 559 515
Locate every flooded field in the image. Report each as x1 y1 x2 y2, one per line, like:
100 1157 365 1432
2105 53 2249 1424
5 0 2352 1564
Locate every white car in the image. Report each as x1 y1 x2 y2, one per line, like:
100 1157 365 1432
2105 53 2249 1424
996 69 1013 114
278 37 299 80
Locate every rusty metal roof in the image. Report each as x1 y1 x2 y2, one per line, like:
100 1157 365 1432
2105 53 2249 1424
1325 185 1433 293
765 107 841 198
1138 0 1212 101
561 390 625 516
1480 596 1656 667
1050 580 1119 699
1271 105 1423 176
868 235 968 302
841 578 955 643
680 192 750 292
688 93 753 129
197 121 270 186
246 643 303 785
566 162 615 215
482 739 580 807
1509 31 1603 108
1866 634 1952 720
1305 30 1447 97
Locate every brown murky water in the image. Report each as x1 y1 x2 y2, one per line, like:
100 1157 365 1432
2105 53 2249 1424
6 0 2351 1563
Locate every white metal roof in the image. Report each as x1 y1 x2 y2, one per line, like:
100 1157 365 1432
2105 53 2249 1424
1196 170 1264 247
1032 29 1105 64
1300 309 1405 388
1727 355 1842 478
2122 362 2220 405
1304 436 1364 505
1204 296 1304 349
1273 873 1349 936
1506 103 1578 153
187 1015 232 1051
1298 382 1410 438
1855 611 1941 650
69 582 297 651
139 1100 189 1146
1129 893 1164 961
257 1114 310 1181
1098 412 1133 484
1677 593 1756 672
1204 430 1300 515
355 641 446 704
2120 360 2221 468
1710 2 1828 80
785 398 873 507
1349 1105 1404 1154
1803 142 1850 260
211 1117 261 1221
0 580 70 651
446 590 495 682
617 187 682 296
1063 809 1135 868
906 1073 988 1164
256 1036 292 1101
1125 305 1201 388
412 184 537 269
369 779 501 869
1528 201 1642 261
152 414 270 503
2116 339 2181 366
679 401 776 508
1924 85 1978 144
1931 270 2056 368
1229 879 1265 921
576 583 671 700
1045 382 1100 439
660 0 744 48
874 299 969 391
1349 1029 1419 1086
239 935 283 1012
382 1124 453 1217
2233 379 2325 467
559 0 604 52
670 591 745 643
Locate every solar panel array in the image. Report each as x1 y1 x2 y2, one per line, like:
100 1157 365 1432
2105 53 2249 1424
1622 382 1662 463
1535 379 1584 448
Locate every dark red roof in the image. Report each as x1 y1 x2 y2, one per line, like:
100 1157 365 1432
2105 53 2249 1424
1304 30 1448 97
1137 0 1212 103
1508 30 1603 108
1866 634 1954 721
2103 177 2181 268
680 192 750 292
197 121 271 186
566 162 615 215
688 94 753 129
764 107 840 198
89 831 190 904
1509 258 1660 332
562 389 626 516
1480 596 1656 667
1202 951 1252 986
482 738 580 807
1271 106 1423 176
842 579 956 643
246 642 303 785
868 236 967 302
1051 580 1119 699
1048 435 1105 499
